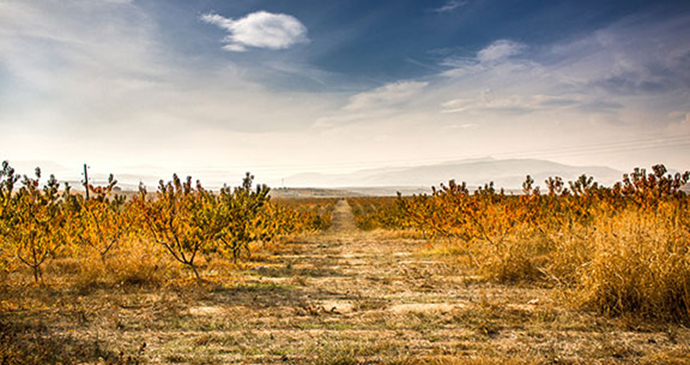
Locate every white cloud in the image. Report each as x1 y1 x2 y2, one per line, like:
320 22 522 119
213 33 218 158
345 81 429 111
433 1 467 13
201 11 308 52
477 39 526 62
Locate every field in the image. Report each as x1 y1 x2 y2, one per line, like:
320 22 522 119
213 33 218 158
2 163 690 364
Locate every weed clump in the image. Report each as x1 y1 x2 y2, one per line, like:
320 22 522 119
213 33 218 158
574 206 690 321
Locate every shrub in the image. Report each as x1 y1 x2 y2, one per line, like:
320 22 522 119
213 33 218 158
574 205 690 321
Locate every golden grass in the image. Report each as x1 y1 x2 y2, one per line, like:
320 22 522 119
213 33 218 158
574 206 690 321
457 203 690 322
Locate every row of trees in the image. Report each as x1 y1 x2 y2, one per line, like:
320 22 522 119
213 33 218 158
348 164 690 321
0 162 329 282
348 164 689 239
396 165 689 241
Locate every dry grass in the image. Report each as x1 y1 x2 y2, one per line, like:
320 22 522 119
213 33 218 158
1 200 689 364
73 242 181 292
448 203 690 323
473 231 551 284
573 206 690 321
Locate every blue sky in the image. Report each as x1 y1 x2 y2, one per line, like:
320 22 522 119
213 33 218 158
145 0 690 88
1 0 689 186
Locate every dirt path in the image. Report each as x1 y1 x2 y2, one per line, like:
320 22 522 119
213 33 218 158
147 199 686 364
6 200 689 364
327 199 358 233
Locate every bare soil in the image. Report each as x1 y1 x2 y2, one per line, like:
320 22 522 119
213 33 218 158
2 200 689 364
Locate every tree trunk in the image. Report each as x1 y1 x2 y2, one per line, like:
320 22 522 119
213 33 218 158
189 263 201 281
32 265 41 283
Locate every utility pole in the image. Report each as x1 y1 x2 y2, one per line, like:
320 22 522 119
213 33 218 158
83 164 90 200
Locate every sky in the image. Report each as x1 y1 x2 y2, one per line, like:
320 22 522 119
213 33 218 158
1 0 690 187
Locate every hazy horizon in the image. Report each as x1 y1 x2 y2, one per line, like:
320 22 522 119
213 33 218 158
0 156 677 192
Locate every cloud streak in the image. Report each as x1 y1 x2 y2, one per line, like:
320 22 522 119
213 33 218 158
432 1 467 13
201 11 308 52
477 40 527 62
344 81 429 111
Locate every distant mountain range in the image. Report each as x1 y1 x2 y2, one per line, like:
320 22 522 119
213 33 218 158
7 158 667 194
285 157 624 190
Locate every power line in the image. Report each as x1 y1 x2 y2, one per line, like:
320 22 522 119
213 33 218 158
226 133 690 172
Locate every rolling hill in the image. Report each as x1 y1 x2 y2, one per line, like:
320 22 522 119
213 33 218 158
284 157 623 191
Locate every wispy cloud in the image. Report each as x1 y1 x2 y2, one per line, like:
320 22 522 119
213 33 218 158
311 81 431 130
432 1 467 13
477 40 526 62
344 81 429 111
201 11 308 52
437 39 530 77
440 93 614 115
